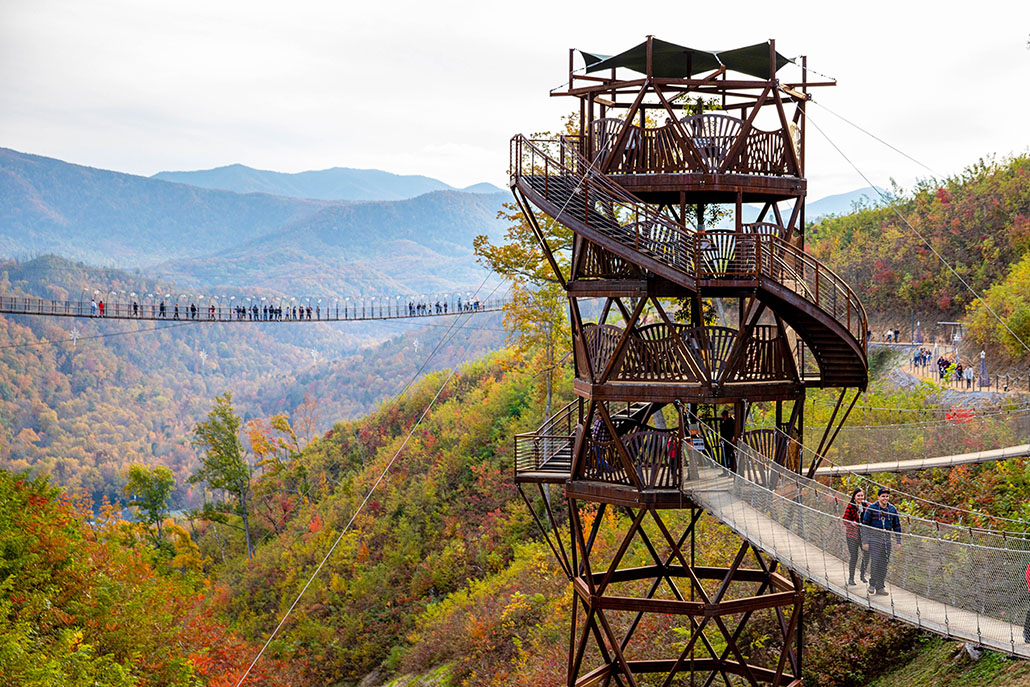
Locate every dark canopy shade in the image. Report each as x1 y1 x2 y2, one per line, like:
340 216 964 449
581 38 790 79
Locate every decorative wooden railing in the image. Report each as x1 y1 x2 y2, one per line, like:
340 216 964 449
581 427 681 489
587 113 795 176
511 134 867 355
582 322 795 384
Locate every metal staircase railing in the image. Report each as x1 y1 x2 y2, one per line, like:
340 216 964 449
511 134 868 354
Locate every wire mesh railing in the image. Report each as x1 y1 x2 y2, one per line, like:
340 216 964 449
771 426 1030 534
683 437 1030 657
510 134 867 351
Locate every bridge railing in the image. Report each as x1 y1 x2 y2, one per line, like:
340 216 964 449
511 135 867 354
771 425 1030 535
0 295 508 322
683 437 1030 657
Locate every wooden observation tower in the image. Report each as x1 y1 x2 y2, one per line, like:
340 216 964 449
511 37 868 686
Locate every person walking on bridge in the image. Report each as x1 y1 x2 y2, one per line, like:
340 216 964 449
863 488 901 596
719 409 736 473
842 487 869 586
1024 559 1030 644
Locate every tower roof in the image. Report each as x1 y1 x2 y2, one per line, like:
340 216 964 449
581 38 791 79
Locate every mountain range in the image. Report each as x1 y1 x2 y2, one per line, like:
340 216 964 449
0 147 509 297
0 146 883 298
152 163 504 201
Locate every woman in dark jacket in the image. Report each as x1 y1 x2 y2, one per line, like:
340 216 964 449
842 487 869 586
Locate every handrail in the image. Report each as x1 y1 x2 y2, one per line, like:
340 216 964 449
511 135 696 273
511 135 867 353
585 113 795 176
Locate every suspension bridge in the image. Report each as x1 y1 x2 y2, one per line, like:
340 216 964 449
686 429 1030 658
0 293 507 323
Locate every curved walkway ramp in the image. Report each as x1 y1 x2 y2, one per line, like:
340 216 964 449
683 444 1030 658
509 134 868 388
0 294 506 323
814 443 1030 477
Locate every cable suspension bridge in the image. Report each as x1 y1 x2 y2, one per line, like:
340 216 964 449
0 293 508 323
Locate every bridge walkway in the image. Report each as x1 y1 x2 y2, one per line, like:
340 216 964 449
813 443 1030 477
684 449 1030 658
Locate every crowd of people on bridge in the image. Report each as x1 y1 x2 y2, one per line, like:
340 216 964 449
86 296 487 321
407 297 481 316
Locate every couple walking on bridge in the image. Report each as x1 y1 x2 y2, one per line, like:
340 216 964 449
842 487 902 596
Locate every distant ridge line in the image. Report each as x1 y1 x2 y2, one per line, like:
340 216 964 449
151 163 505 202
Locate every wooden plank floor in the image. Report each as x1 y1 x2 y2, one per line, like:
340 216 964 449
686 466 1030 658
813 444 1030 477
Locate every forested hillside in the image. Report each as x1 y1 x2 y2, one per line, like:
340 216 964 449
0 256 503 505
807 155 1025 317
808 154 1030 348
192 358 1030 687
7 349 1029 686
0 470 301 686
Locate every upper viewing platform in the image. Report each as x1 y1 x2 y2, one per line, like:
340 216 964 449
551 37 833 203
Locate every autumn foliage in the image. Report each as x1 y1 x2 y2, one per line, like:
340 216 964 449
0 470 299 686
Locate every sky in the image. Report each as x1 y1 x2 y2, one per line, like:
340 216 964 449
2 0 1028 199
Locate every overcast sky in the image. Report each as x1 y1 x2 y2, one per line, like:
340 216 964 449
2 0 1028 199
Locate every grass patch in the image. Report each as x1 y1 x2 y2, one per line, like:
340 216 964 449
869 636 1030 687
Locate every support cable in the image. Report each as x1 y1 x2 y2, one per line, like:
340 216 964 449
0 319 200 350
809 100 938 176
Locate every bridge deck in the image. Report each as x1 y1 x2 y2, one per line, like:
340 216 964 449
686 464 1029 658
813 444 1030 477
